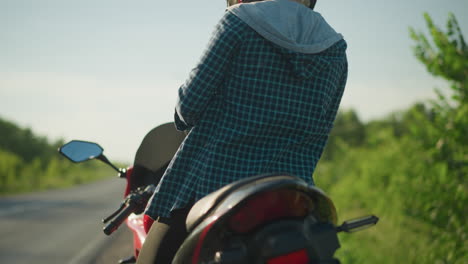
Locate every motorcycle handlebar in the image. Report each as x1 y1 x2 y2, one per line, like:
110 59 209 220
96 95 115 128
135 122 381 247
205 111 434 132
103 202 138 236
102 185 155 236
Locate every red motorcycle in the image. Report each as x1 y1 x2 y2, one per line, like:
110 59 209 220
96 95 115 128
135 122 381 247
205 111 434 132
59 122 378 264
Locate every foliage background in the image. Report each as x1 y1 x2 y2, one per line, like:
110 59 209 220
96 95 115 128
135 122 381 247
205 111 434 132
314 13 467 263
0 116 117 195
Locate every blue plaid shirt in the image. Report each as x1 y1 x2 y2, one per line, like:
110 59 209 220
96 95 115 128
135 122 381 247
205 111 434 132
145 10 347 219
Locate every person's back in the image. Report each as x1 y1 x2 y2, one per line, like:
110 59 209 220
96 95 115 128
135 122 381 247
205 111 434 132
207 2 346 183
137 1 347 263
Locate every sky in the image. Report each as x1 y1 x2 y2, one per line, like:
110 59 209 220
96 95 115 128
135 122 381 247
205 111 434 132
1 0 467 162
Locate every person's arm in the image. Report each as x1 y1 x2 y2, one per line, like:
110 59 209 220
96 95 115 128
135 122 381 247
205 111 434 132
174 12 244 131
325 57 348 128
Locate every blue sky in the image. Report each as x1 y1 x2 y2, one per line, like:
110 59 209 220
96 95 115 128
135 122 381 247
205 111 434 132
1 0 467 162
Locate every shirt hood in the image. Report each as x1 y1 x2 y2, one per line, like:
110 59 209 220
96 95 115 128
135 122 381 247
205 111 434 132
228 0 343 54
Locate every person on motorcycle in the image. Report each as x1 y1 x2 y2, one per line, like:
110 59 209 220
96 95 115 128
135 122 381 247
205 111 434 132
137 0 347 263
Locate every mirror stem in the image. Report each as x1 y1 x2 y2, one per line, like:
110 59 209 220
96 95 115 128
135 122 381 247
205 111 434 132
97 154 122 173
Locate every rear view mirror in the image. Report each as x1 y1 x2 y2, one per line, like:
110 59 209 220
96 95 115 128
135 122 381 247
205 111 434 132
59 140 104 163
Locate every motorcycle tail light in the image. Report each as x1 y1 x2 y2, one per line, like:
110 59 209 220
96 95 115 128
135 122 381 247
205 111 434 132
143 214 155 234
228 189 314 234
267 249 309 264
191 189 314 263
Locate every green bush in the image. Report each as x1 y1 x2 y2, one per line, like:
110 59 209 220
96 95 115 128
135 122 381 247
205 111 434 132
0 117 118 195
314 12 467 263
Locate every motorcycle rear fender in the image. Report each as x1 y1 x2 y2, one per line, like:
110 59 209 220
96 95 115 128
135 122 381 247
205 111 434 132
185 173 337 233
174 173 337 263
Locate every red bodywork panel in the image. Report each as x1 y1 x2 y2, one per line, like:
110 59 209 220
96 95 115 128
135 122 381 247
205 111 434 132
126 213 146 258
123 166 147 258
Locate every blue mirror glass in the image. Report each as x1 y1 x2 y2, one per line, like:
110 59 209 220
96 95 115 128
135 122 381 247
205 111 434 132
59 140 103 163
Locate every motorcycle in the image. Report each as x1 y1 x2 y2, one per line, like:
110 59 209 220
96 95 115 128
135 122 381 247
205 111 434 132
58 122 378 264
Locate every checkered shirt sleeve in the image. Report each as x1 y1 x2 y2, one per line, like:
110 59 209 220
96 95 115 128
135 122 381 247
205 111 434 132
175 12 244 131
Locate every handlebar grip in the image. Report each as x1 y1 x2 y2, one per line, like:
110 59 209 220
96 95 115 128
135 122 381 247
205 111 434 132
103 203 137 236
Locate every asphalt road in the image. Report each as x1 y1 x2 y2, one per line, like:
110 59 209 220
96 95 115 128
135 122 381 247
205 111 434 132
0 178 134 264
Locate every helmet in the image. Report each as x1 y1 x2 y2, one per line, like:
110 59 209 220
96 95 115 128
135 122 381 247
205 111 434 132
227 0 317 10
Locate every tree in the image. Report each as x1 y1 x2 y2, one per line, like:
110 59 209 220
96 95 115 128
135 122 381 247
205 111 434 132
321 110 366 160
408 13 467 263
410 13 467 101
409 12 467 188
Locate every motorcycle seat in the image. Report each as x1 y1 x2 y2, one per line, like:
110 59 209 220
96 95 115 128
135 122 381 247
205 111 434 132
185 173 308 232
